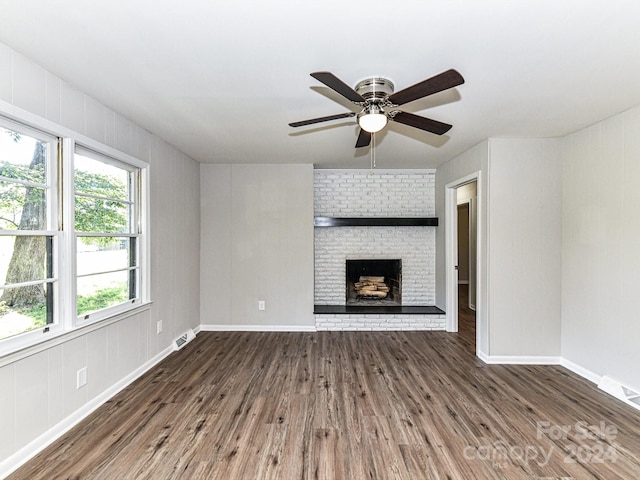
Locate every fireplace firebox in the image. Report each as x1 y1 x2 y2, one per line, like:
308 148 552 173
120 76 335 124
346 259 402 306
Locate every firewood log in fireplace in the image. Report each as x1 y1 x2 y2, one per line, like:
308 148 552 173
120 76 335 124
354 276 389 298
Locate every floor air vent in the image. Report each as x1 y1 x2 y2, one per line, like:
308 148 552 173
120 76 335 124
598 375 640 411
173 329 196 351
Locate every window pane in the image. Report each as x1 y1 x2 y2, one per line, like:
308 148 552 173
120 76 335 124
0 182 47 230
74 195 130 233
76 237 132 276
74 154 129 200
0 128 47 185
0 282 51 340
0 235 51 286
77 271 129 317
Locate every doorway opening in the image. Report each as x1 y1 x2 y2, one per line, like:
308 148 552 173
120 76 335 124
446 173 480 356
456 184 477 351
456 201 477 353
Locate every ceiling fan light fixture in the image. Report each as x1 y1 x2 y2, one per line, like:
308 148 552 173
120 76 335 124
358 105 387 133
289 69 464 148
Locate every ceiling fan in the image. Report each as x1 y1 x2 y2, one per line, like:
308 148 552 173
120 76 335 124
289 69 465 148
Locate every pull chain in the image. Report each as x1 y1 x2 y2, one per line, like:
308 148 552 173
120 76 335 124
370 132 376 171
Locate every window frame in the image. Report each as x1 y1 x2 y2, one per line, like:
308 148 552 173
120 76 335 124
70 144 144 325
0 117 62 353
0 103 150 359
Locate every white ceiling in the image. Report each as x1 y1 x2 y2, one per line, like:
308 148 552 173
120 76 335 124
2 1 640 169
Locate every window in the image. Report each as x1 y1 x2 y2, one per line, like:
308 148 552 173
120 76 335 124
73 147 142 321
0 111 148 356
0 120 58 341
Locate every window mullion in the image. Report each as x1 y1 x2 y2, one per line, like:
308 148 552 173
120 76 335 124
129 236 137 300
77 265 137 279
0 229 57 236
0 278 58 290
45 236 54 326
0 176 47 189
74 190 133 205
59 138 77 330
46 141 60 330
139 167 149 302
75 232 138 238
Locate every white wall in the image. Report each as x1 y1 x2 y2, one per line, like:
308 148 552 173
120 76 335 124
436 138 562 359
562 104 640 391
487 138 562 357
0 42 200 472
200 164 314 329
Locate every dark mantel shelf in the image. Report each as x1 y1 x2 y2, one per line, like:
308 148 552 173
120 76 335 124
314 305 445 315
314 217 438 227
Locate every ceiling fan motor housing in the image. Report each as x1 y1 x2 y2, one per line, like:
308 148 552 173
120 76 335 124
355 77 395 102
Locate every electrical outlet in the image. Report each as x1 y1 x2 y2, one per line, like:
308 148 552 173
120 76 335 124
258 300 265 311
77 367 87 389
157 320 163 334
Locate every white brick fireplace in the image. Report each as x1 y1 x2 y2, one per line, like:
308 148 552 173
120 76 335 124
315 227 435 305
314 169 445 330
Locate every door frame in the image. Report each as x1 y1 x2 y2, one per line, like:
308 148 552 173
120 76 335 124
445 171 482 354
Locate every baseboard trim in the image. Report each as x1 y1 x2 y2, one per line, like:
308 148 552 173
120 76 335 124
478 354 562 365
598 375 640 413
476 350 490 363
470 353 640 414
476 354 603 384
0 344 175 479
200 324 317 332
560 358 602 385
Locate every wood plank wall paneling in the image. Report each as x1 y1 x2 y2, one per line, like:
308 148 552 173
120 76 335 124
9 322 640 479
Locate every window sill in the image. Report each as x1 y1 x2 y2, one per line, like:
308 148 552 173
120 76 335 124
0 301 153 368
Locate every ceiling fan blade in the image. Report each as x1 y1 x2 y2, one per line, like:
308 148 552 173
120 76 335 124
311 71 365 103
289 112 356 127
391 111 452 135
387 69 464 106
355 129 371 148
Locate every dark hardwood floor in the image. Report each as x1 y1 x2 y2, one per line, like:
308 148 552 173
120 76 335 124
9 317 640 478
458 283 476 353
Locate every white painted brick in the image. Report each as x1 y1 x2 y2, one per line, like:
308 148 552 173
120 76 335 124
314 226 436 305
314 170 439 328
314 169 436 217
